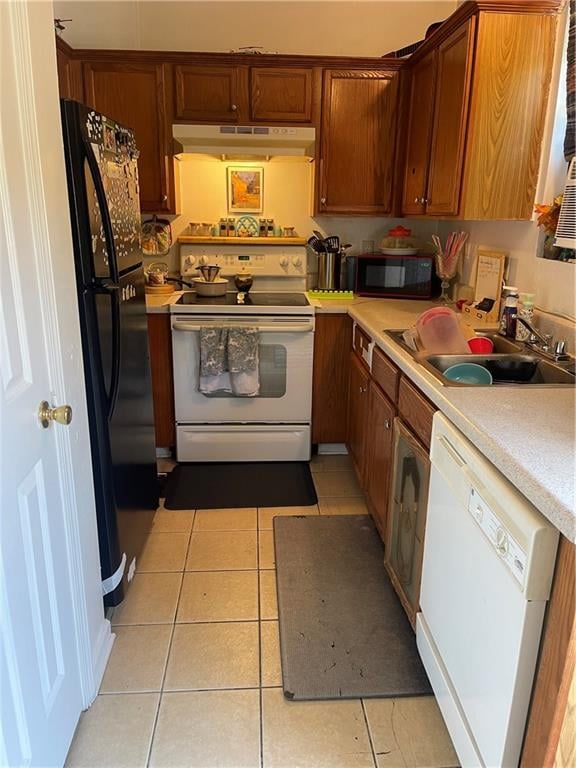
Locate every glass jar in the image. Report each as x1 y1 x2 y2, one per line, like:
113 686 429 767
380 226 420 254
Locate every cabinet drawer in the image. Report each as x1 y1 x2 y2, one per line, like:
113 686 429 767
372 347 399 404
398 377 436 449
353 325 372 368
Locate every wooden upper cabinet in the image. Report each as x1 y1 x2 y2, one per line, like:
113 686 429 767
401 10 556 220
426 19 475 216
461 12 556 219
320 70 399 215
55 41 83 101
250 67 313 123
83 61 177 214
174 65 242 122
401 51 436 216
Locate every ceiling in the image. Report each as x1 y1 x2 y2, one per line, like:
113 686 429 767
53 1 458 57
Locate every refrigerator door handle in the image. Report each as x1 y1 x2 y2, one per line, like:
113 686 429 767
82 137 119 283
87 279 122 419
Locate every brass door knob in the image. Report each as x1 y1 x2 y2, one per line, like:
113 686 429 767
38 401 73 429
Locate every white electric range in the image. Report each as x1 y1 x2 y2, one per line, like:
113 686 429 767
171 243 316 462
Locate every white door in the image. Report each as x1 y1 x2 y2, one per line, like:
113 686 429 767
0 3 111 766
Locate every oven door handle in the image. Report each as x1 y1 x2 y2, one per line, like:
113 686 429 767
171 320 314 333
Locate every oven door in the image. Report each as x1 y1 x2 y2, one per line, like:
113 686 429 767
171 314 314 423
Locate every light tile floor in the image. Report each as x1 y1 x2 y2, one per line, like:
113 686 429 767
66 455 459 768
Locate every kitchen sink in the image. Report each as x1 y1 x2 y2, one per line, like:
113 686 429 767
384 330 575 387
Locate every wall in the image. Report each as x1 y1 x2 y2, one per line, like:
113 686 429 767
438 7 575 324
54 0 457 57
151 156 440 273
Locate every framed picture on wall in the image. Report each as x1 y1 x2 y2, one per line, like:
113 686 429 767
227 167 263 213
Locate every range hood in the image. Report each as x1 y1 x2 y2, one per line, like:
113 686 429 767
173 124 315 160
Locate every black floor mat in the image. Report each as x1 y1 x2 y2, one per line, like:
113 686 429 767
163 462 318 509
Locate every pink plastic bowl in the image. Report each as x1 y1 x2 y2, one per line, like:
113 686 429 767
468 337 494 354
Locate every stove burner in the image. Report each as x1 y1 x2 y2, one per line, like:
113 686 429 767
175 291 310 308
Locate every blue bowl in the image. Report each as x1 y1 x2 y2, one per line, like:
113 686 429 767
443 363 493 386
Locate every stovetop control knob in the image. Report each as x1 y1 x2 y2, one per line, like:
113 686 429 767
280 257 289 269
185 255 196 267
198 255 209 266
292 256 302 268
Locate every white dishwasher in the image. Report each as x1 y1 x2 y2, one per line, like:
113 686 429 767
417 413 559 768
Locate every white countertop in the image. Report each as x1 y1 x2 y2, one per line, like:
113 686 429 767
341 298 576 543
146 292 575 541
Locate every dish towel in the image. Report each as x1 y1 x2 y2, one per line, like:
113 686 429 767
199 327 260 396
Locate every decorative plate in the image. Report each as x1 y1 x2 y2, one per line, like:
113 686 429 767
235 215 259 237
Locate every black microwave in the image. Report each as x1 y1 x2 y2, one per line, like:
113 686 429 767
355 253 440 299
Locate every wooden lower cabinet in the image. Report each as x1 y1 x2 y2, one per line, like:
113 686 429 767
311 314 352 444
365 384 395 538
346 351 370 486
147 314 175 448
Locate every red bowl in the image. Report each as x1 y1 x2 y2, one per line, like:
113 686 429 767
468 337 494 354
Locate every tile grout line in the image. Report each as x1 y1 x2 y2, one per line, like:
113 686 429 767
144 515 194 768
257 507 264 768
360 699 379 768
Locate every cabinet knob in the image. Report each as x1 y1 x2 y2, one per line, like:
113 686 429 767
384 419 391 429
414 197 420 204
320 197 327 205
231 103 238 111
162 194 168 202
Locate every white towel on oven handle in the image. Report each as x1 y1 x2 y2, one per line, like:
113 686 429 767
199 371 232 394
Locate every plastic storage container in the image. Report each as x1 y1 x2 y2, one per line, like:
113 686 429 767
416 307 470 355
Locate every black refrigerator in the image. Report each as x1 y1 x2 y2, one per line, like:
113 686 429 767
61 99 159 606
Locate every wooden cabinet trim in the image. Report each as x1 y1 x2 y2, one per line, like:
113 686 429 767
521 537 576 768
371 347 400 404
397 376 436 449
312 314 352 444
147 314 175 447
347 351 371 487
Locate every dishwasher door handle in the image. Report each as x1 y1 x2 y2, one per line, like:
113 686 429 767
172 320 314 334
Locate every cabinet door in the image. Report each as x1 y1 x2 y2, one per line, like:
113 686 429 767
426 19 475 216
401 51 436 215
385 419 430 627
251 67 313 122
320 70 398 215
346 352 370 486
83 61 176 213
366 384 395 540
312 314 352 444
147 314 175 448
175 65 242 122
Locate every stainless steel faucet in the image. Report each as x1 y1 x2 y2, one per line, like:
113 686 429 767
514 316 569 361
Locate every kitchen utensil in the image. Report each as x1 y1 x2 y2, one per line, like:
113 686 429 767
192 276 228 297
431 231 469 304
381 225 419 255
141 217 172 257
307 235 325 253
234 273 253 293
416 307 469 355
324 235 340 252
468 337 495 354
443 363 493 385
198 264 221 283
